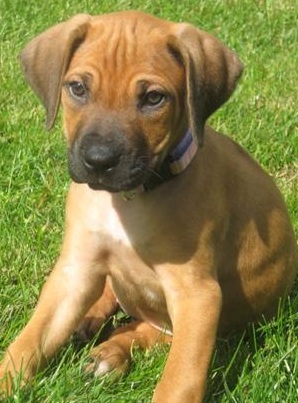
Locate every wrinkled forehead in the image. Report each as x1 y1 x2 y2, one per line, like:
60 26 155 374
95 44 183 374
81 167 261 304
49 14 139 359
87 11 173 48
69 13 179 78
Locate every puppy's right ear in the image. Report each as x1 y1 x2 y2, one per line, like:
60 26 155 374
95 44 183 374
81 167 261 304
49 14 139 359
20 14 91 130
168 23 243 147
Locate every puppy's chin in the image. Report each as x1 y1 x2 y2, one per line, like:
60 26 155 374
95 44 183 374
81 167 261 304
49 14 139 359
87 175 147 193
86 182 132 193
87 182 118 192
69 171 148 193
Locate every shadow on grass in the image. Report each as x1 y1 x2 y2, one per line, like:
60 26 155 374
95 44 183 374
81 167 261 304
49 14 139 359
205 287 298 402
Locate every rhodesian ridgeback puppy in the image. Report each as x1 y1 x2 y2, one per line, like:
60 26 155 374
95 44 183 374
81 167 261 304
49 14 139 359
0 10 297 402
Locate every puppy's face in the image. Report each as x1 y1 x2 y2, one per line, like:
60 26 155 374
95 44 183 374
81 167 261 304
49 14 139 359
21 12 242 192
61 18 186 192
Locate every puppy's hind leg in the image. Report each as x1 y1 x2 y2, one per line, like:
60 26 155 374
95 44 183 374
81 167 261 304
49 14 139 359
86 321 172 378
75 279 119 343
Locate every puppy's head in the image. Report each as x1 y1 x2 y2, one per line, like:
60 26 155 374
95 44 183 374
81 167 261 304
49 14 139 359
21 11 243 192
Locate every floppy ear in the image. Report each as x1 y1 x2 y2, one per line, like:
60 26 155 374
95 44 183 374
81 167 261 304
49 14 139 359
169 24 243 146
20 14 91 130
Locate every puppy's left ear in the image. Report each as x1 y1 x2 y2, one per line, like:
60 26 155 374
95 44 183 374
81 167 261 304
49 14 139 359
169 24 243 146
20 14 91 130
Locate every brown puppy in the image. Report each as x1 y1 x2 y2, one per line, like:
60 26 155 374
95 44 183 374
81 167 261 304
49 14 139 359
0 11 297 402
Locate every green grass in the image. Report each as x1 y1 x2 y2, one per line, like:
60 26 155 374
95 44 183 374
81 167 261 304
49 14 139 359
0 0 297 401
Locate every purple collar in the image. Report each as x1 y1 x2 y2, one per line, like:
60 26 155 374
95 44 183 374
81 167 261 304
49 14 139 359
167 130 198 176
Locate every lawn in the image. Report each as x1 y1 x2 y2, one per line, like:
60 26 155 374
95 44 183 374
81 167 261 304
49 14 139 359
0 0 297 402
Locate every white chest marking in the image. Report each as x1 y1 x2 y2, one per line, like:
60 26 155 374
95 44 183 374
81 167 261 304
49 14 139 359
105 208 131 247
84 190 132 247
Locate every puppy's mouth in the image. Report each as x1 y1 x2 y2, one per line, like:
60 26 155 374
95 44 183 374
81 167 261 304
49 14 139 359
82 164 150 193
68 136 152 193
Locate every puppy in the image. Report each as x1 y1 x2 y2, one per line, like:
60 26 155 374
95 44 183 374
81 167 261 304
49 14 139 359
0 11 297 402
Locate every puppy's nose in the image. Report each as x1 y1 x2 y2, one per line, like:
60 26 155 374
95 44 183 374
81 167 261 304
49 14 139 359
83 143 120 172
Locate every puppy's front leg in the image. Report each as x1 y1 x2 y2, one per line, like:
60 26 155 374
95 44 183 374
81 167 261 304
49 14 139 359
0 256 105 393
154 267 222 403
0 186 107 394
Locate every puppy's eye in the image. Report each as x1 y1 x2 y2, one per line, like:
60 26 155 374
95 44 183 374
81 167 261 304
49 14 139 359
143 91 166 107
67 81 88 101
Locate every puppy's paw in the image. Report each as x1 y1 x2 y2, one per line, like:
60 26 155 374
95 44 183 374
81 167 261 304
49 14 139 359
85 340 131 379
